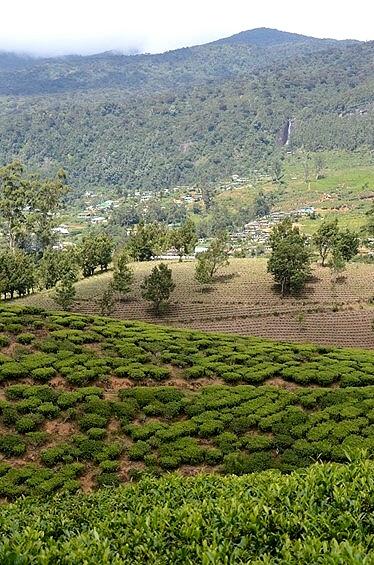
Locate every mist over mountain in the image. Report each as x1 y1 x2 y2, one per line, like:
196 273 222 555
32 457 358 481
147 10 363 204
0 28 372 193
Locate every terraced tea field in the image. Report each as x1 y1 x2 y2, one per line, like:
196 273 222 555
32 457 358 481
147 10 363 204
17 258 374 348
0 306 373 500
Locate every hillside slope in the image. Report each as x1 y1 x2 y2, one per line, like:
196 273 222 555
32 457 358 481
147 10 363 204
0 31 373 192
0 306 373 501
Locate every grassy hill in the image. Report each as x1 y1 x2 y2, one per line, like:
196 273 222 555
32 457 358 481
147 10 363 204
16 258 374 349
0 305 373 502
0 31 372 193
0 459 373 562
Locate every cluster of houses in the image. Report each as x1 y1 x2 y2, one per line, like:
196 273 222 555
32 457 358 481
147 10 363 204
230 207 316 250
77 199 121 225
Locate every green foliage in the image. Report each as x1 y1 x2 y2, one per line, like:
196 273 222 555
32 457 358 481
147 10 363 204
0 248 35 299
38 248 78 290
77 231 114 277
268 219 311 295
127 223 168 261
141 263 175 313
170 219 197 260
53 277 76 311
111 250 134 298
195 232 230 285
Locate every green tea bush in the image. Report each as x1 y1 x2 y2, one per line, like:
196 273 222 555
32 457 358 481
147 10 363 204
17 333 35 345
78 413 108 431
0 434 27 456
16 413 44 433
31 367 57 382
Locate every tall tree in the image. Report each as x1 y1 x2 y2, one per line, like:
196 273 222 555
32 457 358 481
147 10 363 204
268 219 311 295
127 223 167 261
0 161 67 253
141 263 175 314
0 161 30 250
171 219 197 261
111 250 134 299
313 219 339 266
78 231 114 277
195 232 230 285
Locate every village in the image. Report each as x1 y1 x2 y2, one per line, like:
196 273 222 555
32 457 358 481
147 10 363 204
51 181 316 257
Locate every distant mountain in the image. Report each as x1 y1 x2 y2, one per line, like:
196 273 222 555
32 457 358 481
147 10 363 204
0 29 372 193
209 27 357 47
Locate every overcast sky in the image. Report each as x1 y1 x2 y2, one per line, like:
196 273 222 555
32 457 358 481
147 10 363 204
1 0 372 56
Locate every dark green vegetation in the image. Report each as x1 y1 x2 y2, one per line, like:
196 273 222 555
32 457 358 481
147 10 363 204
0 29 372 192
0 459 372 563
0 306 373 500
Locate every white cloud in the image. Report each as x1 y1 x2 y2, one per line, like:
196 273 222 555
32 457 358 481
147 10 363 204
1 0 372 55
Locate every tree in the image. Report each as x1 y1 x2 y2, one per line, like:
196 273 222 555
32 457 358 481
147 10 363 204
0 161 31 250
272 161 284 185
0 161 67 253
78 231 114 277
366 205 374 238
313 219 339 266
28 169 67 254
111 250 134 299
53 277 76 311
127 223 167 262
268 219 311 295
141 263 175 313
98 287 116 316
195 233 230 285
38 248 78 290
171 219 197 261
335 229 359 262
95 232 114 271
0 249 35 300
201 185 215 212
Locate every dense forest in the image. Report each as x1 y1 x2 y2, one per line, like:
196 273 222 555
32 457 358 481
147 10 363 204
0 28 372 193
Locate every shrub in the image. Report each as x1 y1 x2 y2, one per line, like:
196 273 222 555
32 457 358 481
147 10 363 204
16 414 44 433
87 427 107 440
25 431 48 447
23 386 57 403
5 384 29 400
1 362 28 380
37 402 60 418
17 333 35 345
223 451 274 475
240 435 273 452
32 367 57 382
41 445 75 467
0 434 27 456
97 473 121 487
79 413 108 431
128 441 151 461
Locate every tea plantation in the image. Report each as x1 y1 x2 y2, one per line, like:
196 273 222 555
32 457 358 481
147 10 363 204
0 459 372 563
0 305 373 500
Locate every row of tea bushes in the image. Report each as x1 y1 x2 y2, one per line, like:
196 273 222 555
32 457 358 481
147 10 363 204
1 383 374 496
0 459 373 563
0 307 373 388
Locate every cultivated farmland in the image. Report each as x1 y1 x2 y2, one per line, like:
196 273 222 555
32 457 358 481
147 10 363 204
0 306 373 500
17 258 374 348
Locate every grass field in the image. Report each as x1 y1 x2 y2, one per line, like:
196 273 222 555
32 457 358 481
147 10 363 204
16 258 374 349
0 306 373 501
218 149 374 233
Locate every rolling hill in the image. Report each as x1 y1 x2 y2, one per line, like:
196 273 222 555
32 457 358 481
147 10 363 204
0 29 372 193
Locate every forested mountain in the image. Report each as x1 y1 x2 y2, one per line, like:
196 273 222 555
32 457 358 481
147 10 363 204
0 29 372 193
